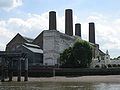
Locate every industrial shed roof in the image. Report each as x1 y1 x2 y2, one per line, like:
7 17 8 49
22 45 43 54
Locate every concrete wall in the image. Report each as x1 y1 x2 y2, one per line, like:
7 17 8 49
43 30 80 66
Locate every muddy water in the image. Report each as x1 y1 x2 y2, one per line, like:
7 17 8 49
0 82 120 90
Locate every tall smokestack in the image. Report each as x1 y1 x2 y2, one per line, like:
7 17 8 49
75 23 81 37
89 22 95 44
49 11 56 30
65 9 73 36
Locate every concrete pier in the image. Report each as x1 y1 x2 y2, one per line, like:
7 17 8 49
65 9 73 36
89 22 95 44
49 11 56 30
75 23 81 37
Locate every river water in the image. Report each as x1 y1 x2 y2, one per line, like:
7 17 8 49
0 82 120 90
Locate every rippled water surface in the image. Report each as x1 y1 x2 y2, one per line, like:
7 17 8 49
0 82 120 90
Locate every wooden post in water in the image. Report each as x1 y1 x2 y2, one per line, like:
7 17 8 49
17 58 21 82
24 58 28 81
1 57 5 82
53 68 55 77
8 58 13 81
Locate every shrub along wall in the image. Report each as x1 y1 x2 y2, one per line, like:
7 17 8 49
1 68 120 77
28 68 120 77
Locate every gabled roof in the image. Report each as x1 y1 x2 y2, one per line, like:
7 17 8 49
7 33 34 46
32 31 43 49
7 33 25 46
33 31 43 43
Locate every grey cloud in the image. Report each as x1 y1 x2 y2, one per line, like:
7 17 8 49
0 0 22 11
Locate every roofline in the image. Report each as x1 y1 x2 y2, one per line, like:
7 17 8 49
33 31 44 42
6 33 25 46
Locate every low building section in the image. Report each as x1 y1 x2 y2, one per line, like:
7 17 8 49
16 43 43 66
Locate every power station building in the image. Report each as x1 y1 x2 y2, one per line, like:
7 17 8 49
6 9 109 67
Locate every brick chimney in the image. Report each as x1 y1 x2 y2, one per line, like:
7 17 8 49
89 22 95 44
75 23 81 37
65 9 73 36
49 11 56 30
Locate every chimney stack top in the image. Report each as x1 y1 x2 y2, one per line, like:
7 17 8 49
65 9 72 11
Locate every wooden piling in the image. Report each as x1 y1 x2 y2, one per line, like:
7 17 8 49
17 58 21 82
24 58 28 81
8 58 13 81
53 68 55 77
1 58 5 82
0 52 28 82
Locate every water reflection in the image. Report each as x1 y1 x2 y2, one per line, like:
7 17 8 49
94 83 120 90
0 82 120 90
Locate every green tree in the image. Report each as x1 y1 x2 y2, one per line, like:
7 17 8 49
60 47 74 68
72 40 93 68
60 40 93 68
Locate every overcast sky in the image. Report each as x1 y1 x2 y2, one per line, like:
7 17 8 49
0 0 120 58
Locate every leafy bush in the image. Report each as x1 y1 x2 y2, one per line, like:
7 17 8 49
98 64 107 69
118 64 120 67
108 64 112 67
112 64 117 67
27 68 120 77
95 65 100 68
60 40 93 68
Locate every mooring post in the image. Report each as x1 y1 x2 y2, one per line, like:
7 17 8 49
17 58 21 82
24 58 28 81
53 68 55 77
1 58 5 82
8 58 13 81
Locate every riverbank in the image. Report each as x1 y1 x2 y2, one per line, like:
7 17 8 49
8 75 120 83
